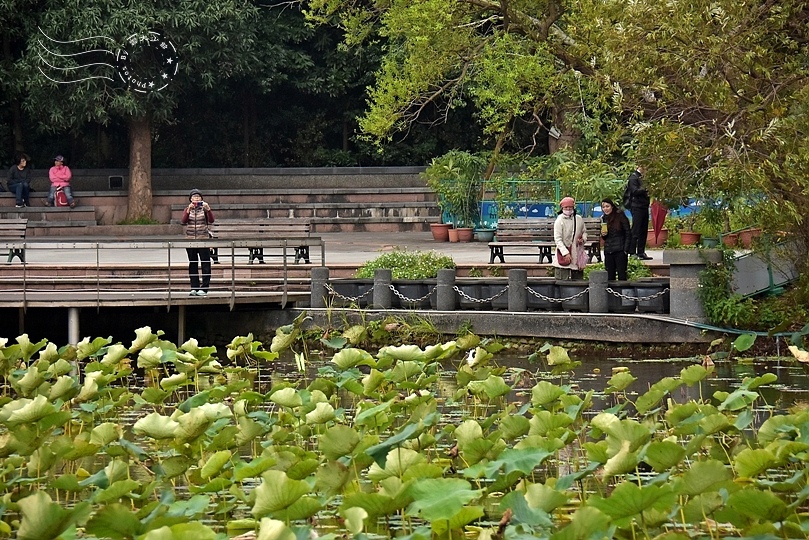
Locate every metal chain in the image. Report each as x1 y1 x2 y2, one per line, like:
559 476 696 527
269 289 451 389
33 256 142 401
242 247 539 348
388 284 437 303
606 287 670 302
525 285 590 303
324 283 373 302
453 285 508 304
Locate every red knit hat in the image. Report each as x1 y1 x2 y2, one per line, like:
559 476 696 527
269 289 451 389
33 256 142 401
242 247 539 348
560 197 575 208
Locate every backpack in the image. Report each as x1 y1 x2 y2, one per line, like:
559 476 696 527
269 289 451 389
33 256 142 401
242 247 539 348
54 187 69 207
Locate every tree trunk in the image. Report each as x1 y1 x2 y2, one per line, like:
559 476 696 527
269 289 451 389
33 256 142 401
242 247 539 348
127 117 153 221
549 104 579 153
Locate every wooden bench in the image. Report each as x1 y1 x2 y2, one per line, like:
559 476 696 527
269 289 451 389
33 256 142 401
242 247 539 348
0 218 27 263
208 218 314 264
488 217 602 264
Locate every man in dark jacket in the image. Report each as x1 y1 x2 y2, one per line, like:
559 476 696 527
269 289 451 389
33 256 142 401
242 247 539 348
623 166 652 260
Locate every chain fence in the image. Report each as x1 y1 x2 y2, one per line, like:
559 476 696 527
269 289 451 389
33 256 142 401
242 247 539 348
606 287 670 302
453 285 508 304
324 283 373 303
525 285 590 304
388 284 437 304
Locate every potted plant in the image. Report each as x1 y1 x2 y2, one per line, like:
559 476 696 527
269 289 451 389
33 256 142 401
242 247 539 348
423 151 486 239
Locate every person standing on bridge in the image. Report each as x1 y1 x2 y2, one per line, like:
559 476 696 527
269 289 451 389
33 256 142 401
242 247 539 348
181 188 215 296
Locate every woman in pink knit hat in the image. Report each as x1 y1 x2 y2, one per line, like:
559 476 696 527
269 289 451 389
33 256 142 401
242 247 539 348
552 196 587 279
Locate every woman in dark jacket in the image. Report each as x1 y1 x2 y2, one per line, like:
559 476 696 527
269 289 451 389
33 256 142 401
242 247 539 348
600 198 631 280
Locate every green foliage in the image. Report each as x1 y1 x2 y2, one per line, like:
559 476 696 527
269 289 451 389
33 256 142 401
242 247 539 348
354 249 455 279
699 249 756 327
583 257 653 281
423 150 486 227
116 217 161 225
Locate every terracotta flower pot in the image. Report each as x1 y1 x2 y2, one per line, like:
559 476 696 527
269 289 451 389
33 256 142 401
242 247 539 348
447 228 460 242
456 227 475 242
722 233 739 247
646 228 669 248
679 231 702 246
430 223 452 242
738 228 762 248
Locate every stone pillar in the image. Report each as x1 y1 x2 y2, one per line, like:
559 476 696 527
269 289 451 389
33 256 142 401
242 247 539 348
310 267 330 308
588 270 609 313
663 249 722 321
372 269 392 309
436 268 456 311
508 269 528 312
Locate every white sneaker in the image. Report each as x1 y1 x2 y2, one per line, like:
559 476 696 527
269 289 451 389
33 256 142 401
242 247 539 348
197 290 208 296
190 290 200 296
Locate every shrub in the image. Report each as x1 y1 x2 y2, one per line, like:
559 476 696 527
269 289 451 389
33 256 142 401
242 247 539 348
354 249 456 280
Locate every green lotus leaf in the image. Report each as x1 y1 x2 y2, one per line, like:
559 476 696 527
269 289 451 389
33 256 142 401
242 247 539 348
590 482 675 525
342 489 412 521
85 503 142 539
141 522 218 540
47 358 74 377
14 366 45 396
90 423 123 446
315 460 352 496
498 414 530 440
51 474 82 491
333 348 376 369
133 412 180 439
602 439 640 477
459 438 498 467
365 422 420 468
362 368 386 395
354 400 392 426
305 401 335 424
467 374 511 399
732 333 757 352
319 425 361 461
368 447 425 482
234 456 275 482
500 490 554 527
37 342 60 364
225 334 255 360
529 410 574 437
141 387 170 405
465 346 493 368
524 482 569 513
455 333 480 351
432 506 485 535
484 447 553 477
718 487 789 525
195 402 232 420
200 450 233 480
680 459 733 496
192 476 232 494
546 345 572 366
642 440 686 472
48 375 78 401
235 417 267 446
17 491 90 540
757 413 809 445
160 372 188 390
321 336 348 350
129 326 161 353
252 470 311 518
734 448 777 478
680 364 711 385
342 325 368 346
406 478 482 522
605 371 637 392
63 438 101 461
137 346 165 369
270 387 302 408
158 455 194 479
715 389 758 412
531 381 566 407
552 506 611 540
454 419 483 448
94 479 141 503
681 491 725 524
257 518 297 540
99 343 130 366
270 326 300 353
430 341 459 361
2 395 56 426
377 344 426 362
594 415 652 453
741 372 778 390
176 408 216 442
388 360 425 383
15 334 49 362
76 336 113 361
342 506 368 535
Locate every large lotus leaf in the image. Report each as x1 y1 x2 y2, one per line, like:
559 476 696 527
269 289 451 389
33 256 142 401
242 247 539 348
432 506 485 535
680 364 711 385
368 448 425 482
333 348 376 369
17 491 91 540
679 459 733 496
94 479 141 503
341 506 368 535
406 478 482 522
133 412 180 439
455 333 480 351
14 366 45 396
732 333 757 352
201 450 233 480
546 345 572 366
158 455 194 479
388 360 426 383
483 447 553 478
467 375 511 399
717 488 789 525
365 423 420 467
460 438 498 467
37 342 60 364
195 402 232 421
257 518 297 540
315 461 352 496
47 358 74 377
341 490 412 521
99 343 129 367
602 439 640 477
234 456 275 482
252 470 311 518
430 341 459 361
1 395 56 426
319 425 360 460
595 416 652 454
354 400 392 427
176 408 216 442
590 482 675 525
524 482 569 513
48 375 78 401
342 325 368 346
129 326 161 352
270 326 300 353
378 345 426 363
270 387 302 408
305 402 335 424
529 411 574 437
160 372 188 390
698 412 732 434
715 389 758 412
362 369 387 395
141 387 170 405
85 503 142 539
500 490 553 527
454 419 483 448
642 440 686 472
498 414 530 440
91 423 123 446
551 506 611 540
465 346 493 368
140 522 217 540
605 371 637 393
76 336 113 361
733 448 777 478
757 412 809 445
531 381 566 407
681 491 725 524
741 372 778 390
15 334 49 362
137 347 165 369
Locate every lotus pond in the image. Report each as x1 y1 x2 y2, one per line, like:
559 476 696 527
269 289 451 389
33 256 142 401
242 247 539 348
1 318 808 540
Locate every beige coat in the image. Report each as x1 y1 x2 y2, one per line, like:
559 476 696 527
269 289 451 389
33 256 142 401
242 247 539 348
552 213 587 269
